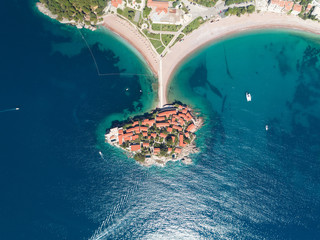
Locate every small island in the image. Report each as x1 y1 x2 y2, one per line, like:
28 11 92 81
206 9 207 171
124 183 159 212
105 103 202 166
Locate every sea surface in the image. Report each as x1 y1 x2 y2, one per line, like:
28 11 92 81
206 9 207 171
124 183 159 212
1 1 320 239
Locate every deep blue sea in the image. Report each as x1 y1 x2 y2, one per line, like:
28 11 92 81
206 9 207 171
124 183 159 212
1 0 320 239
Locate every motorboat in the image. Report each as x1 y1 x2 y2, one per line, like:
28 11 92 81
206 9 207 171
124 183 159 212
246 92 252 102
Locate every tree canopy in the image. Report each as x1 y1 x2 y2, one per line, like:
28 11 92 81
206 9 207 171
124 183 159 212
40 0 107 25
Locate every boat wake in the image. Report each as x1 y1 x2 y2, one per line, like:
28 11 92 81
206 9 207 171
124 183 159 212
0 107 20 113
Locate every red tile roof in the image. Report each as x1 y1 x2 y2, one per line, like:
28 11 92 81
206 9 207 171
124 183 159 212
132 121 139 126
292 3 302 12
142 131 148 137
167 127 172 133
182 108 187 114
147 0 169 14
148 136 151 140
156 116 166 121
131 144 140 151
132 135 139 141
111 0 122 8
124 136 131 142
160 133 167 138
156 122 170 128
158 110 176 117
118 135 123 145
154 147 160 153
172 136 175 143
175 147 182 154
179 134 185 147
118 129 123 135
173 125 182 131
151 133 157 138
187 123 195 132
143 142 150 147
140 126 148 132
168 148 172 152
284 1 293 11
185 132 189 138
123 132 133 138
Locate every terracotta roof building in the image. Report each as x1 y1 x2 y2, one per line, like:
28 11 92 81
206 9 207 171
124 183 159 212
147 0 169 14
175 147 182 154
158 110 177 117
143 142 150 147
156 116 166 121
187 123 195 132
160 133 167 138
131 144 141 151
156 122 170 128
154 147 160 153
111 0 123 8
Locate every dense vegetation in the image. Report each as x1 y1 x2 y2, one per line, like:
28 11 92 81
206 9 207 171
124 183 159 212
225 0 253 6
225 5 255 16
193 0 218 7
39 0 107 24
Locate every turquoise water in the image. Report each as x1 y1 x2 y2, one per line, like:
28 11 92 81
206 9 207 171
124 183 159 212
2 0 320 238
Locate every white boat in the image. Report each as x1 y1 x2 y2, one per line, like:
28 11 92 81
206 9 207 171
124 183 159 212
15 108 20 110
265 125 268 131
99 151 103 157
246 92 252 102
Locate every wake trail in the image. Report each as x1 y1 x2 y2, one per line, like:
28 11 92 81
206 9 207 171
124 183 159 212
0 108 20 113
89 177 141 240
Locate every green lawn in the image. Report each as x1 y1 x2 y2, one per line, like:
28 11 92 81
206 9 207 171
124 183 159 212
142 29 161 39
170 33 184 47
150 39 163 49
182 17 204 35
151 24 182 32
117 7 137 23
157 46 165 54
161 34 174 46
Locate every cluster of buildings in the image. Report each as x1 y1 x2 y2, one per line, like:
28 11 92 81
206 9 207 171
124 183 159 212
105 105 198 158
267 0 312 15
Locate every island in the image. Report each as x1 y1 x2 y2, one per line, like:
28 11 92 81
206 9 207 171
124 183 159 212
105 103 202 166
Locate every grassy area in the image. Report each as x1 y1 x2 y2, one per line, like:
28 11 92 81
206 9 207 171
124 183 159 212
151 24 182 32
225 0 253 5
150 39 163 49
117 7 138 23
192 0 218 7
182 17 204 35
170 33 184 47
157 45 166 54
142 29 161 39
161 34 174 46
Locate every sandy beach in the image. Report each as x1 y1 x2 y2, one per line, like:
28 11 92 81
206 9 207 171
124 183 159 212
102 15 160 76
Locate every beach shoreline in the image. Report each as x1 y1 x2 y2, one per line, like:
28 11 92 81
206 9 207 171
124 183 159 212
161 13 320 106
102 15 160 77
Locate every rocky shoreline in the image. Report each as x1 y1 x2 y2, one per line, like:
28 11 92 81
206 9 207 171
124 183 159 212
36 3 99 31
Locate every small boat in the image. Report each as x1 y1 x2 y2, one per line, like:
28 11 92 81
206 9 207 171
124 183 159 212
246 92 252 102
15 108 20 110
265 125 269 131
126 88 129 91
99 151 103 157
